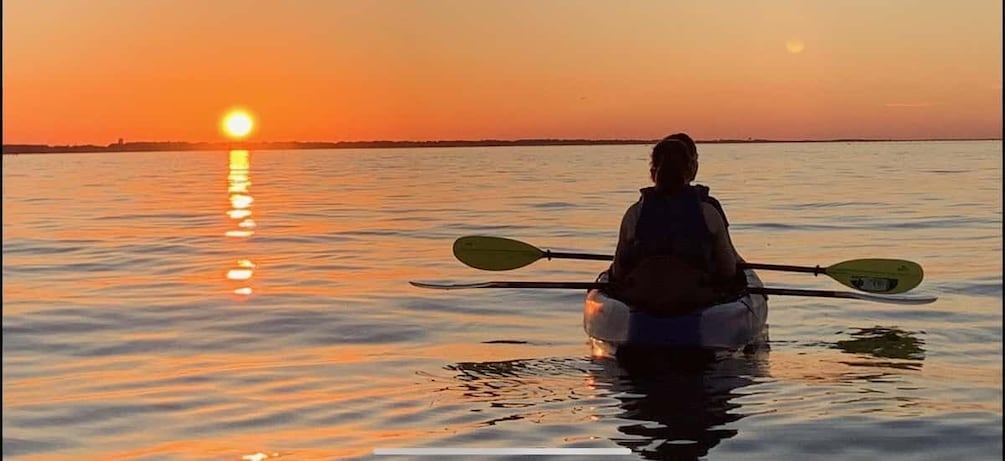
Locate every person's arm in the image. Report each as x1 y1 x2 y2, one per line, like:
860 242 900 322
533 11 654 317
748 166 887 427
701 201 738 278
611 202 641 281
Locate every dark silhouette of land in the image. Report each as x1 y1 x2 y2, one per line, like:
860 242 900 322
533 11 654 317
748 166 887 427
3 137 1000 155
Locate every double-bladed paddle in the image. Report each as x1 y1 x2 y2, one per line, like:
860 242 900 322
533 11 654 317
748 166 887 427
408 280 938 305
452 235 925 295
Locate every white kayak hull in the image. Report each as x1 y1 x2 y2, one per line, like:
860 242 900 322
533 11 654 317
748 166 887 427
584 270 769 357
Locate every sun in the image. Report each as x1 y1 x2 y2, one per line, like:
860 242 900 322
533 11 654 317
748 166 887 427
222 110 255 139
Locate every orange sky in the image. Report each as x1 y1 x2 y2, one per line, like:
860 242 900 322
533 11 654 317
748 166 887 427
3 0 1002 144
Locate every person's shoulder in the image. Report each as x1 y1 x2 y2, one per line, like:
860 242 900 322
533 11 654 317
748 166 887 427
620 198 644 230
625 199 643 216
701 201 727 233
622 192 644 213
700 200 722 215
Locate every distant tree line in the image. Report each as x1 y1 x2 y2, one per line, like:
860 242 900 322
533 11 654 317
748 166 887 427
3 137 998 154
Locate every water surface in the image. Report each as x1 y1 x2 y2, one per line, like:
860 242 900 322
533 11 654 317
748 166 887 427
3 141 1002 460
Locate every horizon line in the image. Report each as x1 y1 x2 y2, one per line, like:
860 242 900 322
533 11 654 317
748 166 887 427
3 136 1001 155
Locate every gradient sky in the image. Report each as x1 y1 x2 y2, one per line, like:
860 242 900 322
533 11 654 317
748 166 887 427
3 0 1002 144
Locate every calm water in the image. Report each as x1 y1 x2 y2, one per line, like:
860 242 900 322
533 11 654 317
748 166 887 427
2 141 1002 460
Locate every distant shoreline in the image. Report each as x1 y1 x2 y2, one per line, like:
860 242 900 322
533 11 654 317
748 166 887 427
3 138 1001 155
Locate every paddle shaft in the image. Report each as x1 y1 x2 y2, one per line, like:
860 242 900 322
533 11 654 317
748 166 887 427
544 250 612 261
740 262 823 275
543 251 824 274
473 281 605 289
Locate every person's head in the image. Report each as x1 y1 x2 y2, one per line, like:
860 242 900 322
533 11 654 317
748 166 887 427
650 137 695 191
666 133 698 181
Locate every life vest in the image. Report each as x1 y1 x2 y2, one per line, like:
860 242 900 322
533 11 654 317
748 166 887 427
634 185 715 271
617 185 725 315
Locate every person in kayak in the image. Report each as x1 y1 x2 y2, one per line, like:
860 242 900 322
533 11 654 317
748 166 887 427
609 134 746 315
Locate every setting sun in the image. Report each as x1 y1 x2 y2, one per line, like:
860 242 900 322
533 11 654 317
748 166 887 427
222 110 254 139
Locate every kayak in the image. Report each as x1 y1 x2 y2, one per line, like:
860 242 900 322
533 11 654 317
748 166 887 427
584 270 769 358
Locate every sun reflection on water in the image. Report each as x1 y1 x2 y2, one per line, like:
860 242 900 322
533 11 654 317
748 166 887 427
226 149 256 295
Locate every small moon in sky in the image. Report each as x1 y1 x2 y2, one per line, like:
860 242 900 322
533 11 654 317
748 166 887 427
786 39 805 54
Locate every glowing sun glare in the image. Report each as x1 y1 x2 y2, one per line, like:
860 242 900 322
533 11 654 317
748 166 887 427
222 111 254 139
786 39 805 54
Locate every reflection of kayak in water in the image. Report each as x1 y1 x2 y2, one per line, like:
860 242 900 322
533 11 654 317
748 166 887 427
591 347 771 460
439 349 770 460
585 270 769 358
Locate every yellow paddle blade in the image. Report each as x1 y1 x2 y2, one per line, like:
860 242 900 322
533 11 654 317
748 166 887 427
453 236 545 271
825 258 924 294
